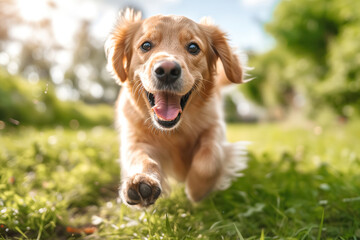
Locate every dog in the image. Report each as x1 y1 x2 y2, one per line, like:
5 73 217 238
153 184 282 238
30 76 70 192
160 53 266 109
105 9 248 208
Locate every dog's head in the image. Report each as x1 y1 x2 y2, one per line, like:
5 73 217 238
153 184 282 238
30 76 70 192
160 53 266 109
106 9 243 130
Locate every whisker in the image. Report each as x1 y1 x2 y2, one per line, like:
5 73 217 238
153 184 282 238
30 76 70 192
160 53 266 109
136 86 145 104
191 79 209 101
132 81 140 98
134 82 141 95
130 80 147 105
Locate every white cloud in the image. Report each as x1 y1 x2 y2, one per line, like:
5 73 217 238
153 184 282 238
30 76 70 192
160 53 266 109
103 0 182 17
240 0 277 7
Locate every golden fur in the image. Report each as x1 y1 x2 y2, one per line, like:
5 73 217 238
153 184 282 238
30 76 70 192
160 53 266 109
105 9 247 208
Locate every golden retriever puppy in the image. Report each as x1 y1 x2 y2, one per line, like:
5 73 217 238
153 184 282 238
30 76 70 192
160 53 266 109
106 9 247 208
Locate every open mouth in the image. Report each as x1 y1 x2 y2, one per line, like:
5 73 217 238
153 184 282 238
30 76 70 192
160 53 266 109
145 90 192 129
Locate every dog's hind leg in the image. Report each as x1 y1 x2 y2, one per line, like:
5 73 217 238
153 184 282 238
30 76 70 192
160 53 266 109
185 126 248 201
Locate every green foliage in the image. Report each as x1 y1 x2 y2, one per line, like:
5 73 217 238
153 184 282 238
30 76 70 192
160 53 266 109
245 49 295 108
318 23 360 116
267 0 341 63
246 0 360 118
1 121 360 239
0 127 119 239
224 95 241 122
0 70 114 127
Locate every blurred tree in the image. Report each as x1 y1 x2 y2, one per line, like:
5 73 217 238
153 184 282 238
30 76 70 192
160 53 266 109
0 0 19 45
0 0 58 80
267 0 341 64
319 23 360 117
246 48 314 119
65 20 118 103
0 0 118 104
245 0 360 118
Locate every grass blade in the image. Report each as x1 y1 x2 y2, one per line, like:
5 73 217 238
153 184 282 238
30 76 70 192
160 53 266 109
300 225 316 240
233 223 245 240
260 229 265 240
165 213 173 235
317 208 325 240
15 226 28 239
37 212 46 240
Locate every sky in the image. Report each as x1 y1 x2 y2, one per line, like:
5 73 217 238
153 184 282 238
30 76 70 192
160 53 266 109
13 0 279 52
108 0 279 52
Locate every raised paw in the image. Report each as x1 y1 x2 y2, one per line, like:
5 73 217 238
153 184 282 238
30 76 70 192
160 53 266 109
121 173 161 208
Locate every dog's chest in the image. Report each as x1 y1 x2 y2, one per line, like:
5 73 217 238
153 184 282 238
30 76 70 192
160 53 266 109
153 131 200 181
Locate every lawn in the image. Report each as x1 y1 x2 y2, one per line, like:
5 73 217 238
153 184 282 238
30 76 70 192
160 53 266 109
0 120 359 239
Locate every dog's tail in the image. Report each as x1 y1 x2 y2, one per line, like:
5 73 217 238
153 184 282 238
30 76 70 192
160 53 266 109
215 141 250 191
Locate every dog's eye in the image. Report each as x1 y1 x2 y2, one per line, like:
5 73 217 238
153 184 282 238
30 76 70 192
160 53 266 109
187 43 200 55
141 42 152 52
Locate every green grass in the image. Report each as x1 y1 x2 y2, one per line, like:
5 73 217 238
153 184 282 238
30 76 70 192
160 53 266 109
1 121 360 239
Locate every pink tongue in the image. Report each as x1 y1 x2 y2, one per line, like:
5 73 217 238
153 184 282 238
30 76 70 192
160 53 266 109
152 92 182 121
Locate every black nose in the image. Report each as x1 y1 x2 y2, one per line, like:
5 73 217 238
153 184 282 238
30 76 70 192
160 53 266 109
154 61 181 84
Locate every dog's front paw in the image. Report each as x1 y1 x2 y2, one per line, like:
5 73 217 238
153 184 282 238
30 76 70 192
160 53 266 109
121 173 161 208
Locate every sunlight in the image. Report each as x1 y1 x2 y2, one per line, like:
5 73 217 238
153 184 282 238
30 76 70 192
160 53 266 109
16 0 50 22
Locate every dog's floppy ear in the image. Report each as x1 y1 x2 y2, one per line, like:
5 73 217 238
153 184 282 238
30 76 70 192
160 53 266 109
200 18 243 84
105 9 142 84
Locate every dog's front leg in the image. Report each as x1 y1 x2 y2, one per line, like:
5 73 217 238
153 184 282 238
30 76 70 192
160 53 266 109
120 142 162 208
185 126 225 202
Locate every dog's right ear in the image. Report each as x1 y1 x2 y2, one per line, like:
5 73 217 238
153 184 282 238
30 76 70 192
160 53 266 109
105 9 142 84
